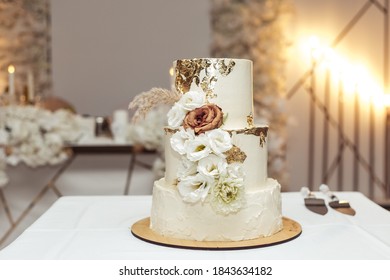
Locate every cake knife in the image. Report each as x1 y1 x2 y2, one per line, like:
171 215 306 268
319 184 356 216
300 187 328 215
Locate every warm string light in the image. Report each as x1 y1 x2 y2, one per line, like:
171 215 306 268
384 95 390 107
304 36 388 109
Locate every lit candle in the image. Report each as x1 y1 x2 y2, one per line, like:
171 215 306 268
169 67 175 90
8 65 15 97
27 70 34 102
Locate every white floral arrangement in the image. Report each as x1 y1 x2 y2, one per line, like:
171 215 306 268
127 105 167 152
127 105 168 179
0 148 8 188
0 105 88 187
167 90 246 215
129 87 248 214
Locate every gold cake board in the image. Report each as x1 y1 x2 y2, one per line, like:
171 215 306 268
131 217 301 250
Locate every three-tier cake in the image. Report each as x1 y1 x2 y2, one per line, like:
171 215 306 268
149 58 283 241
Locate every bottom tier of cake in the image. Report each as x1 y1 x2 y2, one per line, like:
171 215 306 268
150 178 283 241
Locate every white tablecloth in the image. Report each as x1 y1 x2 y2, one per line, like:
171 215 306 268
0 192 389 259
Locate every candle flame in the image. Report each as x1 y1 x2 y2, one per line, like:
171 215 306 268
8 65 15 74
169 67 174 77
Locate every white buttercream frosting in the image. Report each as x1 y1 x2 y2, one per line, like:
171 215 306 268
150 178 283 241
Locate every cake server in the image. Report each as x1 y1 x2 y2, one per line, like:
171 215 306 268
319 184 356 216
300 187 328 215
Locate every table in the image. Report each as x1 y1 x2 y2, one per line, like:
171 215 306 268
0 192 389 260
65 144 155 195
0 144 155 246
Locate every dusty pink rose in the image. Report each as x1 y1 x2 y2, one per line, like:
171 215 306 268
183 104 223 134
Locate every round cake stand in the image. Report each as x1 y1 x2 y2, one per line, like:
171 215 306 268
131 217 302 250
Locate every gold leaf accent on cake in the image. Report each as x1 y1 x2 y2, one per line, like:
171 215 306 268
246 113 254 128
259 131 266 148
216 59 235 76
175 58 236 99
228 126 268 137
175 59 205 94
224 145 247 164
201 76 218 99
226 127 268 148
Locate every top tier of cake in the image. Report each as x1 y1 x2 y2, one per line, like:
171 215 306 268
174 58 254 130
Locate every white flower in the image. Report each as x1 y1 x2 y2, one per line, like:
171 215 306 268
210 169 245 215
178 173 214 203
0 170 9 188
177 158 197 180
205 128 232 157
178 91 206 111
170 127 195 155
128 106 167 151
197 154 227 179
0 105 85 171
6 119 30 143
167 103 186 128
185 133 212 161
0 130 9 145
45 133 63 148
0 149 8 188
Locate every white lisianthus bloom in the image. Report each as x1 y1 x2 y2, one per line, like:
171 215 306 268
197 154 227 179
177 158 197 180
185 133 211 162
178 173 214 203
170 127 195 155
205 128 233 157
167 103 187 128
178 91 206 111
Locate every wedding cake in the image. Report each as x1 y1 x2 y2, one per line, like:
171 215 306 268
150 58 283 241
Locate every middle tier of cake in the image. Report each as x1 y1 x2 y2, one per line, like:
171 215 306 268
164 126 269 191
